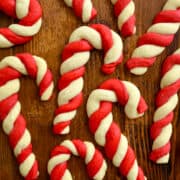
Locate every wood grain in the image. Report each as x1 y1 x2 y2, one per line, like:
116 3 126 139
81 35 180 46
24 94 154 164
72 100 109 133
0 0 179 179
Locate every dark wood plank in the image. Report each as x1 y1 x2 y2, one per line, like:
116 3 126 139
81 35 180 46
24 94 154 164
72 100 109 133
0 0 179 179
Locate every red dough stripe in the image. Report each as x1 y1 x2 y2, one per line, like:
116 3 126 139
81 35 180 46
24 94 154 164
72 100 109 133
58 67 85 90
138 33 174 47
17 144 33 163
89 102 112 133
126 57 156 69
62 41 93 61
161 54 180 75
105 122 121 160
0 0 16 18
73 0 84 18
119 147 136 176
0 67 21 86
50 163 67 180
0 94 19 120
155 80 180 107
55 93 83 114
16 53 37 78
121 15 136 37
73 139 87 158
51 146 71 156
39 69 53 98
9 115 26 148
150 112 173 140
150 142 171 162
53 121 71 135
86 149 104 178
0 29 32 45
25 161 39 180
153 10 180 23
114 0 131 16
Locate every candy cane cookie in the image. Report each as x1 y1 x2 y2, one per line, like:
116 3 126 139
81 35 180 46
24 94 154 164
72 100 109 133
0 53 54 179
150 49 180 164
64 0 97 23
53 24 123 135
47 139 107 179
86 79 147 179
0 0 42 48
111 0 136 37
126 0 180 75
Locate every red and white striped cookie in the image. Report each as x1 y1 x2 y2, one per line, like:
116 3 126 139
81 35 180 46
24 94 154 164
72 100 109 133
150 49 180 164
47 139 107 179
0 53 54 179
0 0 42 48
64 0 97 23
111 0 136 37
86 79 147 179
126 0 180 75
53 24 123 135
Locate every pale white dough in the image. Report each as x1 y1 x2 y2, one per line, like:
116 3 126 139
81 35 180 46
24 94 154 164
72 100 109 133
9 19 42 36
53 111 76 124
16 0 30 19
104 31 123 64
3 102 21 134
69 26 102 49
82 0 93 23
0 35 14 48
0 79 20 101
47 154 70 173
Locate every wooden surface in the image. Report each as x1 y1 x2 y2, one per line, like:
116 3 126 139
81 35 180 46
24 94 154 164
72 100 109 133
0 0 179 179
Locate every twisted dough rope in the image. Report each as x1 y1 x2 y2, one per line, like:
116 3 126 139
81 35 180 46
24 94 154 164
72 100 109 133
64 0 97 23
126 0 180 75
111 0 136 37
53 24 123 135
0 0 42 48
47 139 107 179
86 79 148 179
0 53 54 179
150 49 180 164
